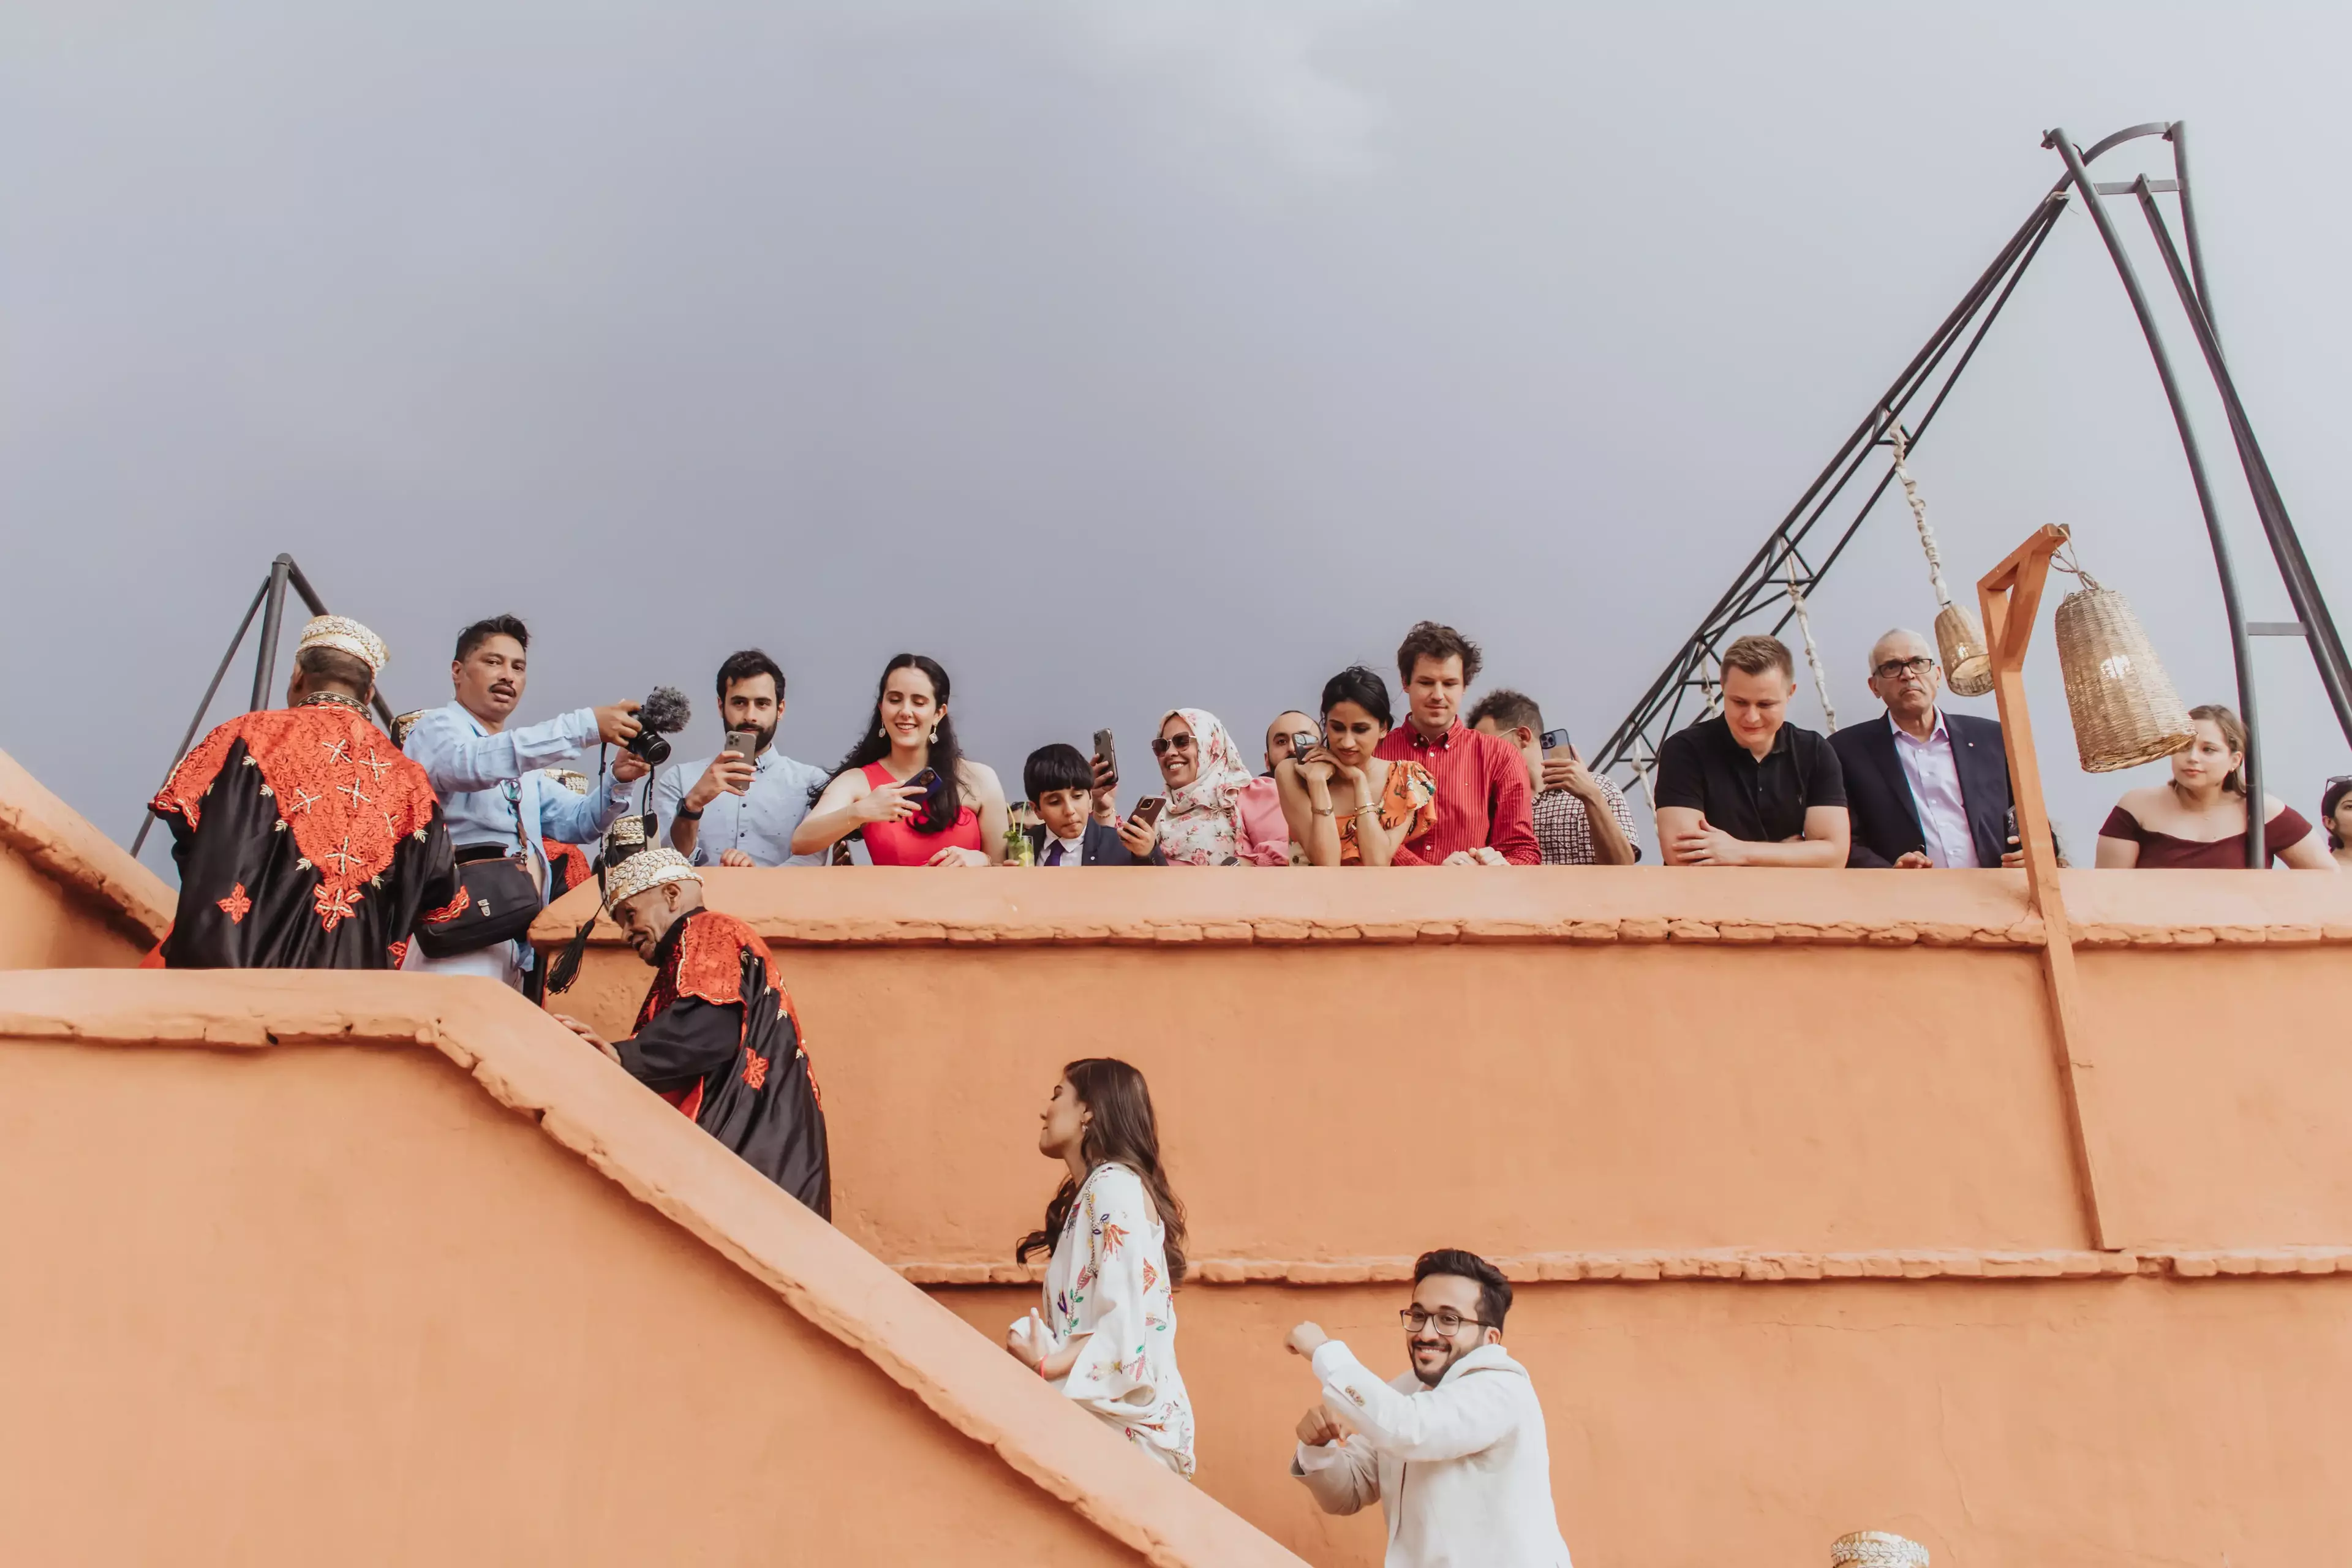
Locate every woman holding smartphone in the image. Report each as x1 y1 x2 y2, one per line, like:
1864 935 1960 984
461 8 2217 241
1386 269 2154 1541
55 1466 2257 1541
793 653 1009 865
1148 707 1257 865
1276 666 1437 866
1006 1058 1195 1477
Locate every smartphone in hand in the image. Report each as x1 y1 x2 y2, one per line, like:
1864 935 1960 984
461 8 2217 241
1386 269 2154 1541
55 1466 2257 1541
725 728 760 761
1129 796 1167 831
1540 727 1573 753
1092 728 1118 785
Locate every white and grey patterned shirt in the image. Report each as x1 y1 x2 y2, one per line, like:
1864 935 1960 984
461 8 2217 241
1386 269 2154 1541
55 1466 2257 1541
1532 778 1641 864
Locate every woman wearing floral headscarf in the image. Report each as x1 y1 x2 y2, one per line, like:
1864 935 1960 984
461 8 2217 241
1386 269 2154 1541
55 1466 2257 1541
1148 708 1256 865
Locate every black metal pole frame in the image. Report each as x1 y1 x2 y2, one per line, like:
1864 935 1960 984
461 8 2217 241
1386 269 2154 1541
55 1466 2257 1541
1600 120 2352 872
1594 186 2069 797
2048 121 2352 861
2045 125 2264 867
130 552 399 856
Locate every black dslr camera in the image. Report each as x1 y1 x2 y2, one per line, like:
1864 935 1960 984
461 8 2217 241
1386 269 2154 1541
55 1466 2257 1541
628 685 692 767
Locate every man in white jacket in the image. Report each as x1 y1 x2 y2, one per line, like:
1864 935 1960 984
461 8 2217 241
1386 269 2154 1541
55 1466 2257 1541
1287 1248 1572 1568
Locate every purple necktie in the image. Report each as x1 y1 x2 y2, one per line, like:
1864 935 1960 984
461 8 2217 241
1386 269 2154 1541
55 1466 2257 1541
1044 840 1066 865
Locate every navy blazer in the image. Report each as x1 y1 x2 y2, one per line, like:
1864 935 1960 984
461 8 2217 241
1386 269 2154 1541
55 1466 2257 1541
1025 820 1166 867
1828 710 2013 869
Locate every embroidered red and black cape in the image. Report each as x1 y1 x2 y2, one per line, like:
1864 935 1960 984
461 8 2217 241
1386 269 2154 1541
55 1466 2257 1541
148 704 461 970
542 838 592 900
620 908 831 1217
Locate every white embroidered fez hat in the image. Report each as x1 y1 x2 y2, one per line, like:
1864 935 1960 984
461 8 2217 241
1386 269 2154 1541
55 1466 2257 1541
296 614 389 676
1830 1533 1928 1568
602 846 700 910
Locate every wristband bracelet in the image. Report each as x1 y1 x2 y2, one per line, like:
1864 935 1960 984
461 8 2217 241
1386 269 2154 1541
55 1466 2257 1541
676 805 704 821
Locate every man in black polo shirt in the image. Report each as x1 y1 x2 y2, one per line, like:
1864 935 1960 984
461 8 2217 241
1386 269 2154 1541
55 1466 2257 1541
1654 634 1850 867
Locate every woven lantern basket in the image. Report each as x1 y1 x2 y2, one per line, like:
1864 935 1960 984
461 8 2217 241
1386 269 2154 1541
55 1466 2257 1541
1830 1532 1929 1567
1934 600 1993 696
2053 570 2193 772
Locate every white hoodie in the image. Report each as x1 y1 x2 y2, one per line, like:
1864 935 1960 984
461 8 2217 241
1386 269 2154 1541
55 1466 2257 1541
1291 1340 1572 1568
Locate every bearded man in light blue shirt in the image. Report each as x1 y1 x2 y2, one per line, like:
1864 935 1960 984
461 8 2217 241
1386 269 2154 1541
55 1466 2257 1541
654 649 831 867
401 613 649 988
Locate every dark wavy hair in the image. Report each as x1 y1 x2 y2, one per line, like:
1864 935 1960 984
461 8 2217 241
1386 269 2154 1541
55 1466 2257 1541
454 613 529 662
1016 1058 1188 1289
1395 620 1482 687
1414 1247 1513 1333
1320 665 1394 729
812 653 965 834
715 647 786 706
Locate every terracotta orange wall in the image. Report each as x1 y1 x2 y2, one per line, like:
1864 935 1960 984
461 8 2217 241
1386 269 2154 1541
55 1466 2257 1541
533 867 2352 1563
935 1273 2352 1567
0 973 1306 1568
538 867 2352 1267
0 747 170 969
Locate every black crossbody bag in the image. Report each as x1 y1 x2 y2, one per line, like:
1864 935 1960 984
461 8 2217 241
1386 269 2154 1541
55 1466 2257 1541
417 772 548 959
415 843 544 957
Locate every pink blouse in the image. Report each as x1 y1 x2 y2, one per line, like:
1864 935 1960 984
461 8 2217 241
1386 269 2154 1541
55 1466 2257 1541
1232 775 1291 867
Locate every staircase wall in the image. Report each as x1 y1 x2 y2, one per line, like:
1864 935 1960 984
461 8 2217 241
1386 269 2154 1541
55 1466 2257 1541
0 972 1305 1568
0 746 170 969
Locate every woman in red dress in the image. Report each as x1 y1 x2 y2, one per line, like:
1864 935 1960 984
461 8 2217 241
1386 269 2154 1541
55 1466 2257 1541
2095 704 2335 871
792 653 1010 866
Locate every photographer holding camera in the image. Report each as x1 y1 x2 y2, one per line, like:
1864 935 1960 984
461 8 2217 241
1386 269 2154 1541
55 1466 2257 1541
401 614 648 990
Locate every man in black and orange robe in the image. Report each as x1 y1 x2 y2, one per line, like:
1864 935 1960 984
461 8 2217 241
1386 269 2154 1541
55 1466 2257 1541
552 848 831 1216
148 616 461 970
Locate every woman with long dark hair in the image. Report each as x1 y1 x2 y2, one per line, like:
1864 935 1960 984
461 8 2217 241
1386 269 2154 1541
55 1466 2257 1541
1275 665 1438 866
2095 703 2333 870
1006 1058 1195 1477
791 654 1009 865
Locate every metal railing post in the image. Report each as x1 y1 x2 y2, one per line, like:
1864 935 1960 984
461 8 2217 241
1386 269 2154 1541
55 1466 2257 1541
249 554 294 713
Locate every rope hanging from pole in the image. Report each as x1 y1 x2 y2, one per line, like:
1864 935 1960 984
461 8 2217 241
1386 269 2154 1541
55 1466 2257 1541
1784 552 1838 732
1887 415 1995 695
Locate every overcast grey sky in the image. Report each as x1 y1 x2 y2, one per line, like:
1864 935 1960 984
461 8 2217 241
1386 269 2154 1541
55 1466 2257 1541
6 2 2348 871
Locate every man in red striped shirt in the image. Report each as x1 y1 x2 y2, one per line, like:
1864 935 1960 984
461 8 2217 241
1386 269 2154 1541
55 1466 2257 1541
1373 622 1540 865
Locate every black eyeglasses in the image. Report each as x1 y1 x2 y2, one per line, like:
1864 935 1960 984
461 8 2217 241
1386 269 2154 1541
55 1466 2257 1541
1151 734 1197 756
1400 1306 1487 1335
1872 655 1936 680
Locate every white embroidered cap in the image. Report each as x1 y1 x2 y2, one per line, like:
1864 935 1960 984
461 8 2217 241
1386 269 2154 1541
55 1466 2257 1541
296 614 389 675
602 846 700 910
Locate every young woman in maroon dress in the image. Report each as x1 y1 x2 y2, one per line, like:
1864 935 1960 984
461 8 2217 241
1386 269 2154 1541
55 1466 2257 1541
791 653 1010 865
2095 704 2336 871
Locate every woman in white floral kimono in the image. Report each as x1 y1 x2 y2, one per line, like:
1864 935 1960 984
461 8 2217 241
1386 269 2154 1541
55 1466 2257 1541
1006 1058 1196 1477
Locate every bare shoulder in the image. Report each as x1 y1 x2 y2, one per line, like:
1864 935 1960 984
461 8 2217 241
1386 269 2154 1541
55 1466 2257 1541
817 767 872 805
958 759 1005 801
2113 784 2169 818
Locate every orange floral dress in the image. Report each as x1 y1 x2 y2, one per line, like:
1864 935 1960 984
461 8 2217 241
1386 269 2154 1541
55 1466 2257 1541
1338 760 1439 865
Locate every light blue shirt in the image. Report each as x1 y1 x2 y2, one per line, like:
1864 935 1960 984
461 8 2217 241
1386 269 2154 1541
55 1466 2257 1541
403 702 632 898
1890 710 1980 870
652 745 832 867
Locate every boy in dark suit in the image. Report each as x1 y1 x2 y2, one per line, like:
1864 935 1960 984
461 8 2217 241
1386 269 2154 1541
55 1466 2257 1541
1830 628 2018 869
1023 744 1166 866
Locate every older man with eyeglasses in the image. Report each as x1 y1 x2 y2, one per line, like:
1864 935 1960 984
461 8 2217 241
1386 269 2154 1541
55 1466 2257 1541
1285 1248 1573 1567
1828 627 2018 869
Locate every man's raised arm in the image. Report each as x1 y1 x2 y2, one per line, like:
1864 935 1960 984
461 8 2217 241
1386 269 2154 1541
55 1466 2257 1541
1308 1339 1522 1463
